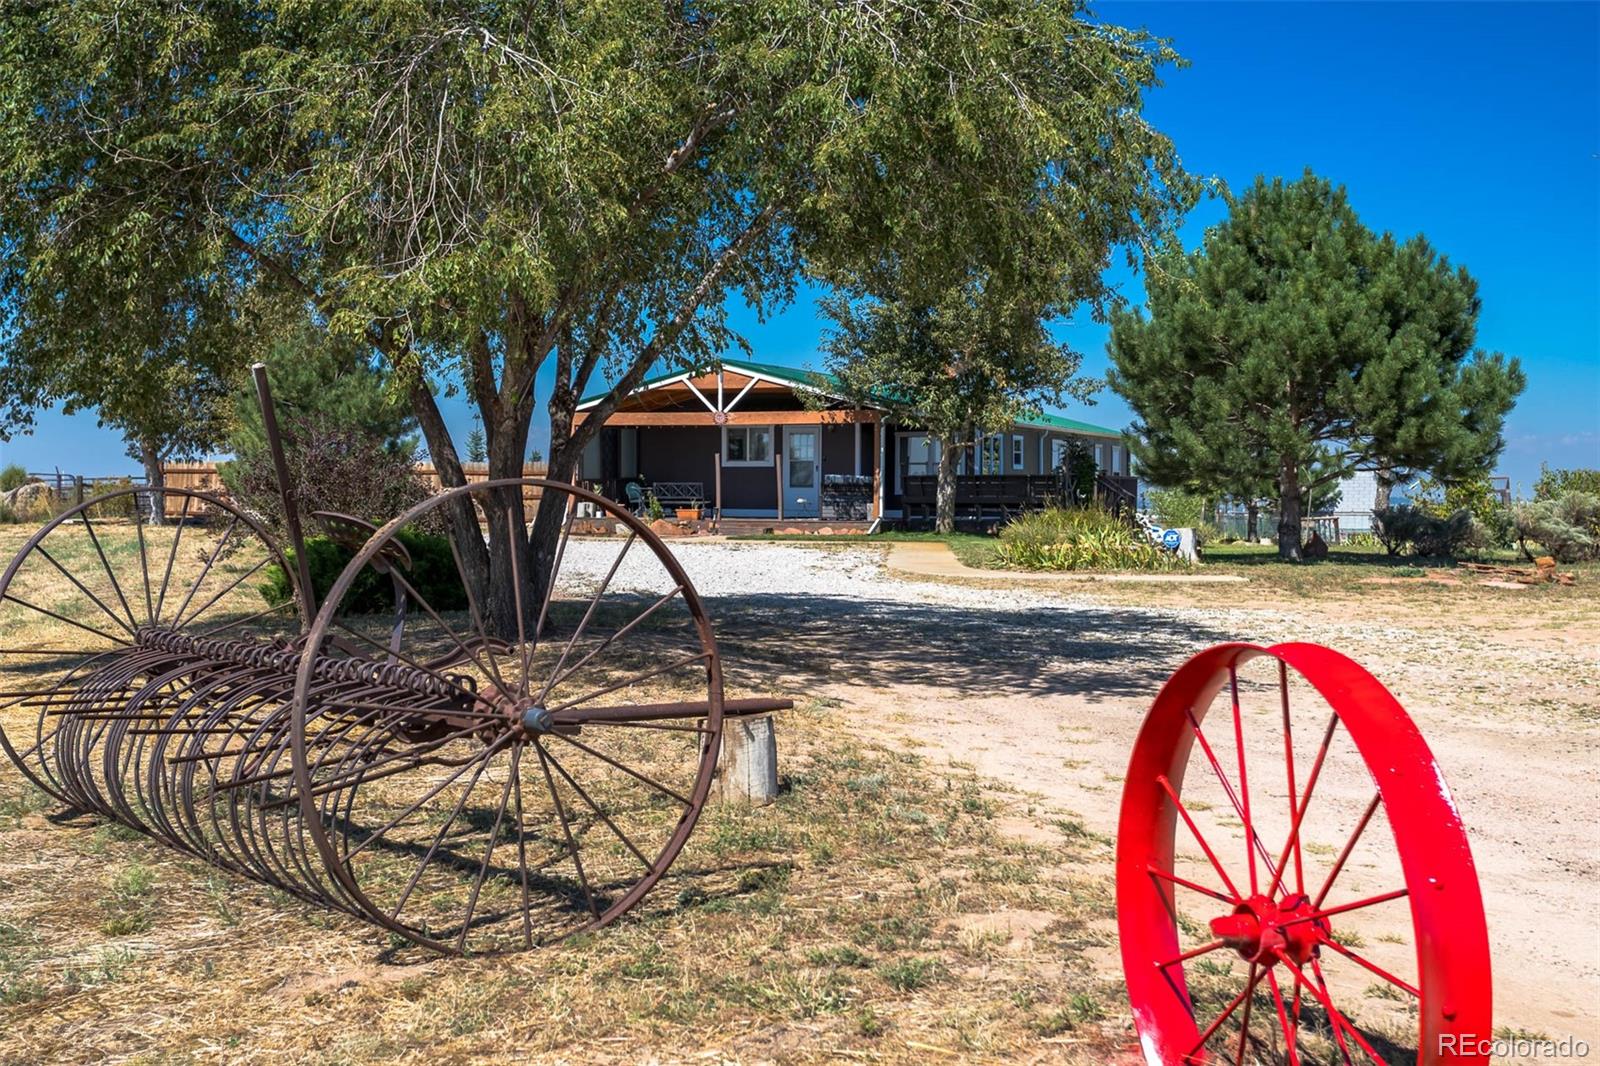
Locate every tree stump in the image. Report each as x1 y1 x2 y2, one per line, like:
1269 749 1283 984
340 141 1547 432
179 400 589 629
715 713 778 806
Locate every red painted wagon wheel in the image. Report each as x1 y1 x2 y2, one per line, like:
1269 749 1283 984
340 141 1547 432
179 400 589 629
1118 642 1491 1065
290 479 729 954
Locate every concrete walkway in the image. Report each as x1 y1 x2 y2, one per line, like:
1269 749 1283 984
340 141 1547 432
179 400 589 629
885 540 1248 584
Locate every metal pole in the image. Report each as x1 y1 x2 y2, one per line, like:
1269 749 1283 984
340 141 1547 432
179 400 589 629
251 363 317 619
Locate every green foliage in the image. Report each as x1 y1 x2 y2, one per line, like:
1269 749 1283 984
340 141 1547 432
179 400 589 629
644 492 665 522
466 428 487 465
1063 439 1098 507
260 530 469 615
1534 466 1600 501
0 465 29 492
1372 506 1475 558
1148 488 1207 529
996 508 1185 571
1110 171 1525 559
1513 492 1600 562
227 325 417 462
1412 473 1511 549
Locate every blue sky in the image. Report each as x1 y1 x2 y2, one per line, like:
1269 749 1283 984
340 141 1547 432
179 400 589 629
4 1 1595 493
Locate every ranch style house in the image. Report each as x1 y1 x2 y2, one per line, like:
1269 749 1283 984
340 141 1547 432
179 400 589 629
572 358 1132 526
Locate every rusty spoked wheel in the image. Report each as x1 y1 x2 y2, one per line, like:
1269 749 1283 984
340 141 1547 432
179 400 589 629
0 487 304 827
1118 643 1492 1065
291 479 727 953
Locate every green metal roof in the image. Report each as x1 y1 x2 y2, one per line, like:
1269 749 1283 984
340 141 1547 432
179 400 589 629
579 356 1122 437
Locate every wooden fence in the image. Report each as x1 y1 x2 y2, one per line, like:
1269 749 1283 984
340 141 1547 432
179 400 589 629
34 461 553 519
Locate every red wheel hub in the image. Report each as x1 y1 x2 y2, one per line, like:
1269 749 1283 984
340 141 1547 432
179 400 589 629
1209 893 1325 968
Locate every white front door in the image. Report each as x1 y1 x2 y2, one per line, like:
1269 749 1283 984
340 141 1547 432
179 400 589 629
783 428 820 517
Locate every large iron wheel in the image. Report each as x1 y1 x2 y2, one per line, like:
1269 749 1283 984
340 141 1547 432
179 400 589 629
1118 643 1492 1064
290 479 726 953
0 487 304 825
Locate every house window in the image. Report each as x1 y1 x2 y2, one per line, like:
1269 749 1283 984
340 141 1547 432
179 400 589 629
723 425 773 466
898 433 940 493
1050 438 1070 470
977 433 1005 475
1010 435 1025 471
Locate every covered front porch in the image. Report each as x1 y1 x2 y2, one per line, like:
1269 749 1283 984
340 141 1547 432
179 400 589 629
573 365 884 521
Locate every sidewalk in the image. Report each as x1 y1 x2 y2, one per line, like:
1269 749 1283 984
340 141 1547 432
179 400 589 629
885 541 1248 584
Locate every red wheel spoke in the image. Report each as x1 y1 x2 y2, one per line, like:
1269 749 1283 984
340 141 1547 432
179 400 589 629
1185 708 1278 885
1313 792 1382 909
1147 863 1235 906
1279 887 1409 929
79 508 139 630
1156 939 1226 970
1284 959 1384 1065
1157 773 1242 900
541 742 657 873
1227 667 1258 895
2 594 130 646
1278 660 1305 895
1266 710 1342 899
1265 969 1300 1066
1321 937 1420 998
1233 962 1258 1065
1187 965 1267 1060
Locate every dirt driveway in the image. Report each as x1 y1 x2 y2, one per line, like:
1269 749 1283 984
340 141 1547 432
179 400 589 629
674 540 1600 1053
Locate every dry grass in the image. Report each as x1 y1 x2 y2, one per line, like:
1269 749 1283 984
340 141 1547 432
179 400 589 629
0 697 1130 1064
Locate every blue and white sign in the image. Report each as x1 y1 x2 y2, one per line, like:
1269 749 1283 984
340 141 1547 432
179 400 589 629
1160 528 1182 550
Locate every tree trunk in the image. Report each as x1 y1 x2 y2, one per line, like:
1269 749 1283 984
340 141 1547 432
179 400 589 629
138 437 166 526
1277 457 1304 561
934 437 961 533
1246 501 1259 542
409 382 493 622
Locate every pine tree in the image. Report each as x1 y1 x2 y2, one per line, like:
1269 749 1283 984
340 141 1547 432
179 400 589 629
1110 172 1524 560
466 424 487 464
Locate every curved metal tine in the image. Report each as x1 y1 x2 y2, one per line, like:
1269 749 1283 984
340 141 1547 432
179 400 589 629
78 507 139 631
380 566 511 697
544 651 712 716
388 733 513 923
534 739 600 921
31 544 138 637
532 532 638 708
152 493 194 624
539 585 685 701
540 741 657 873
327 618 493 710
456 740 520 951
168 513 241 628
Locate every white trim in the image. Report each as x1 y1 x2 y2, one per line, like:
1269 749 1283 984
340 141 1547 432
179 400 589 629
726 376 759 412
1010 434 1024 471
577 364 861 412
684 378 718 413
721 424 775 467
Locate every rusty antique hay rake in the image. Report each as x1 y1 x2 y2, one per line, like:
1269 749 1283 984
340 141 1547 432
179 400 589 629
0 366 788 955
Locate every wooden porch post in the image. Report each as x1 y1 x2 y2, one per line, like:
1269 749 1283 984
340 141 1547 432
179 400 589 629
714 452 723 521
774 430 784 522
872 422 884 520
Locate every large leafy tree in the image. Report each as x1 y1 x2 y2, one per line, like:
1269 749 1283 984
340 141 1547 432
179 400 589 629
3 1 1195 632
1110 172 1524 560
821 282 1095 532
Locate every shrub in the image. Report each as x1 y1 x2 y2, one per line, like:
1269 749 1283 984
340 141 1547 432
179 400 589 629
1372 505 1474 558
0 465 30 493
1534 465 1600 501
260 528 470 614
1147 487 1206 530
1512 491 1600 562
996 507 1185 571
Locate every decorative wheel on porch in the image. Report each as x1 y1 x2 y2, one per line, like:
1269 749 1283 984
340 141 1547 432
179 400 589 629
290 479 740 953
1117 643 1492 1064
